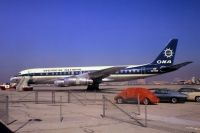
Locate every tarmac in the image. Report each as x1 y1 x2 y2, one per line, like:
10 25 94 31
1 84 200 133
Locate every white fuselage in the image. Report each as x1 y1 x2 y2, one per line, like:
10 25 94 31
12 65 157 85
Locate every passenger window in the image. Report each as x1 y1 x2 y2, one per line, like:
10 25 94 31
186 89 192 92
181 89 186 92
155 90 160 94
160 90 167 94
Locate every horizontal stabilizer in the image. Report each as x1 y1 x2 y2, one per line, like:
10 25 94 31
160 61 193 71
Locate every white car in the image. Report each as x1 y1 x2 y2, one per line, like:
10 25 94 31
178 88 200 102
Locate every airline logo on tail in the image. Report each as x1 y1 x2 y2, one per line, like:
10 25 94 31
164 48 173 58
152 39 178 65
157 48 173 64
157 60 172 64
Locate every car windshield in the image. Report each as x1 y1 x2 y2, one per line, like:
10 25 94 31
150 88 171 93
179 88 199 92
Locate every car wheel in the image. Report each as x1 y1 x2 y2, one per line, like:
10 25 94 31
171 97 178 104
195 96 200 102
116 97 124 104
143 98 150 105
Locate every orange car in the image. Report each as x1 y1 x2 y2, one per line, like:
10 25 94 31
114 87 159 105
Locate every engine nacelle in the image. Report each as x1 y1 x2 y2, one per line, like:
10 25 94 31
54 78 93 87
64 78 93 86
54 80 65 87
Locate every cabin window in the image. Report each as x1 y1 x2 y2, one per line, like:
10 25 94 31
48 73 51 76
120 70 123 74
124 70 127 74
75 71 80 75
34 73 37 76
30 73 34 76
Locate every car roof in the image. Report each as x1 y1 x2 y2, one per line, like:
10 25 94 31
125 87 148 90
149 88 169 90
150 88 178 92
179 87 200 91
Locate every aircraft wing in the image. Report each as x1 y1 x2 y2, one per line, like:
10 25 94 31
76 66 126 79
89 66 126 79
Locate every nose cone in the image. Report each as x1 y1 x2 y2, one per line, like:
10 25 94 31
10 76 21 83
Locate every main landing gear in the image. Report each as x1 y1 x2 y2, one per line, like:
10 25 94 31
87 83 99 91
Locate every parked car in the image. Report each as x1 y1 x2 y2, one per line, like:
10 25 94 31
178 88 200 102
149 88 187 103
114 87 159 105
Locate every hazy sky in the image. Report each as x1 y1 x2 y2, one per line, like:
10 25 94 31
0 0 200 82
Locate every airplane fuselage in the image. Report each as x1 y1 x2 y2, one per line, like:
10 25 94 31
12 64 168 85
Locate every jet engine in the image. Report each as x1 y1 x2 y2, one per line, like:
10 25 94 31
54 77 93 87
54 80 65 87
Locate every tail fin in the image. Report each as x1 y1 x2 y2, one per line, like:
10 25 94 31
151 39 178 66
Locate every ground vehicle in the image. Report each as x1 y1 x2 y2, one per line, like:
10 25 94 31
150 88 187 103
178 88 200 102
114 87 159 105
0 83 15 90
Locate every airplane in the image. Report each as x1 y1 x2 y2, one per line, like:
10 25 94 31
10 39 192 91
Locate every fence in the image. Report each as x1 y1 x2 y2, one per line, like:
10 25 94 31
6 90 101 105
0 95 9 124
33 90 102 105
101 95 148 127
34 91 56 104
66 90 102 105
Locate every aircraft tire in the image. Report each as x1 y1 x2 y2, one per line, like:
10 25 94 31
195 96 200 102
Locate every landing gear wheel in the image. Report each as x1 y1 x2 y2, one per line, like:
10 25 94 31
195 96 200 102
171 97 178 104
143 98 150 105
87 84 99 91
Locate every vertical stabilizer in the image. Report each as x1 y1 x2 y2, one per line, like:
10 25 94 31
151 39 178 66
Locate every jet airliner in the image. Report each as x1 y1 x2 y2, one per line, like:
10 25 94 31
10 39 192 91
